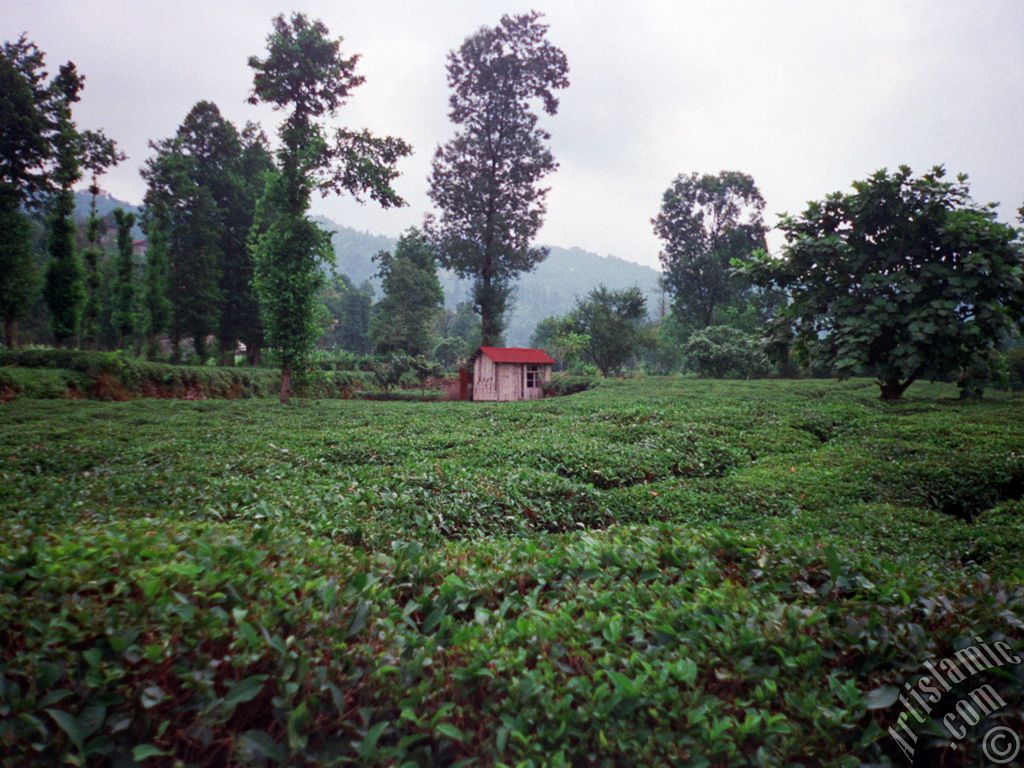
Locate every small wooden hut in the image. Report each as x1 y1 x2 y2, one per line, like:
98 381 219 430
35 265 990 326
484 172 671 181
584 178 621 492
467 346 555 401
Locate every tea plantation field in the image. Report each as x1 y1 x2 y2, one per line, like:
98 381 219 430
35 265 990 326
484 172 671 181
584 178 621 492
2 378 1023 766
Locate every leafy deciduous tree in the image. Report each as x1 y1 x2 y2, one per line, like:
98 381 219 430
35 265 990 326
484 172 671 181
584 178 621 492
248 13 411 403
683 325 768 378
427 11 569 346
652 171 767 330
747 166 1024 400
369 228 443 356
570 285 647 376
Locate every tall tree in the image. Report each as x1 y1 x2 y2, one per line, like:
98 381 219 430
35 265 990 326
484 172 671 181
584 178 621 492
141 131 220 360
42 63 86 346
652 171 767 330
220 123 274 364
0 36 50 347
80 130 124 347
427 11 569 346
247 12 411 403
320 274 374 354
369 228 443 356
570 285 648 376
111 207 136 348
747 166 1024 400
141 207 171 357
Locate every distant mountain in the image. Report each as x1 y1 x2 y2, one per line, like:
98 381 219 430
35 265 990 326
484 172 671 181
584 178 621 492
315 216 664 345
72 190 144 238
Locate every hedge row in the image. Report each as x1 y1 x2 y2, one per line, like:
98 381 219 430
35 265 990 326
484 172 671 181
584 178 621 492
0 350 375 401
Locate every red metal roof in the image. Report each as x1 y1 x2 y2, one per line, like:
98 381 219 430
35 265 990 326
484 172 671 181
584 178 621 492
478 346 555 365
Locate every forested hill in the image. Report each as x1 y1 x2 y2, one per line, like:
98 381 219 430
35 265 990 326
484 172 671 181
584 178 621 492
66 191 663 345
316 217 664 345
72 190 144 237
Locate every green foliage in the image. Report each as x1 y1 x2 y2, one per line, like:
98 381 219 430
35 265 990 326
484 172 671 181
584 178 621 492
570 285 648 376
653 170 767 329
251 172 332 373
320 274 374 353
0 209 37 346
42 63 88 345
1 378 1023 765
1006 346 1024 390
142 102 270 361
43 187 84 344
542 372 598 396
141 132 221 358
427 12 569 345
247 12 410 402
220 121 274 362
0 36 51 208
369 229 443 356
111 208 136 346
141 211 172 356
0 348 376 400
748 166 1024 400
80 130 125 347
530 315 590 371
432 301 481 366
683 325 769 378
371 353 441 392
0 38 52 347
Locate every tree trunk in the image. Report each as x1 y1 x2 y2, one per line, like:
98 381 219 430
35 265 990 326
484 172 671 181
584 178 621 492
879 380 905 401
4 318 16 349
248 344 261 366
480 302 493 347
280 365 292 405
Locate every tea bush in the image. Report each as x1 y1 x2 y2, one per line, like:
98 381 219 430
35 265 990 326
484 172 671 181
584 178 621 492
2 377 1023 765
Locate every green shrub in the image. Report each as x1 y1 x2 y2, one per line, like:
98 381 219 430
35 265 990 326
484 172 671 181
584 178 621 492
542 373 597 397
683 326 769 378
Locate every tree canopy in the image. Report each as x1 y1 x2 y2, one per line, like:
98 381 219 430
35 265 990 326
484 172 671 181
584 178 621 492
652 171 767 330
369 229 443 357
248 13 410 403
570 285 648 376
427 11 569 345
747 166 1024 400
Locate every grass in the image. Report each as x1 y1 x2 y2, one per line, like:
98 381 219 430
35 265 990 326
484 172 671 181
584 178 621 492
1 377 1022 766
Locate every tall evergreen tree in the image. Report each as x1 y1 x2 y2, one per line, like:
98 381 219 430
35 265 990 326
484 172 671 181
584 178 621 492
141 136 220 360
0 36 50 348
111 207 136 348
42 63 86 346
247 13 411 402
143 105 274 363
427 12 569 345
79 130 123 347
369 229 443 356
219 122 273 364
141 207 171 357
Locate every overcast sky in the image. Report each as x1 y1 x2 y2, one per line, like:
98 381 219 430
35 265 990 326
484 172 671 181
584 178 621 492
4 0 1023 268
